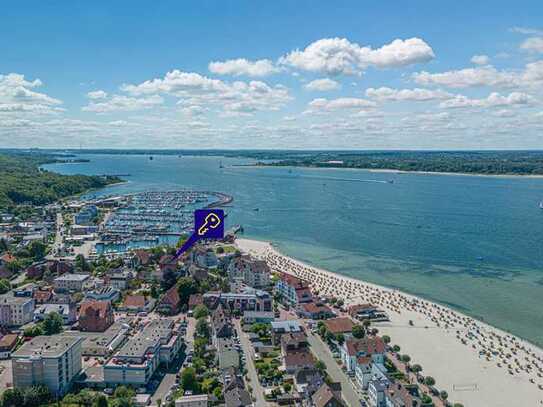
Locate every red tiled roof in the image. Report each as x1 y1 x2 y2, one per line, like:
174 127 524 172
284 349 315 368
134 250 150 265
79 300 112 319
302 302 332 314
123 295 146 308
280 273 309 289
0 253 15 263
324 317 354 334
345 336 386 357
34 289 53 303
188 294 203 308
161 286 180 306
0 334 18 350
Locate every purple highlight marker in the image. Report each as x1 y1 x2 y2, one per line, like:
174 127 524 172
175 209 225 258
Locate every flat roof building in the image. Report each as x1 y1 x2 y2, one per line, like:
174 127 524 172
12 334 83 396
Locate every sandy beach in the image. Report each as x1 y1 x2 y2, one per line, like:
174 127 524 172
236 238 543 407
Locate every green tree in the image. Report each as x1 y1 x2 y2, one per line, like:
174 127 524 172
352 325 365 339
382 335 391 344
453 404 464 407
195 318 210 339
150 283 160 299
440 390 448 400
93 394 109 407
400 354 411 364
75 254 90 272
114 386 135 399
411 364 423 373
392 344 401 353
0 278 10 294
0 238 9 253
193 304 209 319
22 385 52 407
28 241 47 260
24 324 44 337
335 333 345 345
177 277 197 306
1 388 23 407
424 376 436 386
315 360 327 373
283 383 292 392
42 312 63 335
181 367 199 393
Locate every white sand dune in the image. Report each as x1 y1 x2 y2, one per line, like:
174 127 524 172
236 238 543 407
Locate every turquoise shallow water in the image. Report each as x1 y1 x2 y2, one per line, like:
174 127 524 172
45 154 543 347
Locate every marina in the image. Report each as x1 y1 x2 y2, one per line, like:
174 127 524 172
95 190 231 254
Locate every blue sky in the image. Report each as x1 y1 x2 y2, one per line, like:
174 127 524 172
0 1 542 149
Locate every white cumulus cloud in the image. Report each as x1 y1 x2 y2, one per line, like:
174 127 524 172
304 78 340 91
208 58 278 77
439 92 534 109
521 37 543 53
279 37 434 75
87 90 108 99
471 55 490 65
365 87 454 101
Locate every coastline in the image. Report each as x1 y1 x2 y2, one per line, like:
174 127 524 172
237 164 543 179
235 237 543 406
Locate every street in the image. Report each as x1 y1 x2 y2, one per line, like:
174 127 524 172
151 373 176 405
233 319 270 406
306 330 362 407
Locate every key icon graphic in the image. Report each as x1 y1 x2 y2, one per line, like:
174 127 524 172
175 209 224 259
197 212 222 236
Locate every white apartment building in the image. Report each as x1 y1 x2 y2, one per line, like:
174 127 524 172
12 335 83 396
227 255 270 288
0 295 35 326
53 274 90 292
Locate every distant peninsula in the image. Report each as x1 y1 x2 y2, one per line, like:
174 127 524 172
0 152 121 210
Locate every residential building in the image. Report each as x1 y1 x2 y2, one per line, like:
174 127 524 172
283 348 315 374
271 320 303 345
159 255 178 273
294 367 324 398
192 248 218 269
312 382 345 407
211 304 233 343
131 249 151 268
348 303 388 322
157 285 181 315
122 295 155 314
0 334 19 359
341 336 386 373
106 269 134 290
227 255 270 288
275 273 312 305
12 334 83 396
0 294 35 326
223 373 253 407
188 293 203 311
384 383 422 407
281 332 308 352
74 205 98 225
324 317 355 336
298 301 335 320
78 301 114 332
104 319 181 385
85 286 121 302
34 303 76 325
53 273 90 292
368 377 390 407
242 310 274 325
175 395 209 407
203 288 272 312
